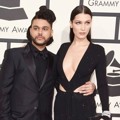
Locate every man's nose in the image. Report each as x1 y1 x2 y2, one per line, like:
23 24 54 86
38 29 43 35
38 29 42 34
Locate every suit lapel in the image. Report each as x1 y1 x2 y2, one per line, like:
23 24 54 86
39 65 49 90
23 44 54 90
23 44 38 83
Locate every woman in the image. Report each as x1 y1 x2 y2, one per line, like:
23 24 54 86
54 5 111 120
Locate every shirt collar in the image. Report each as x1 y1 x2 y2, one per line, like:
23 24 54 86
29 42 48 59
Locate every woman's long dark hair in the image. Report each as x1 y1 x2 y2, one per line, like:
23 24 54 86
70 5 92 42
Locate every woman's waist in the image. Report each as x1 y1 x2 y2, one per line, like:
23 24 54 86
59 83 86 93
57 89 95 103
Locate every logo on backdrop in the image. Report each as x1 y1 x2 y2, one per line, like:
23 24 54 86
0 0 49 69
0 0 27 20
106 51 120 97
83 0 120 97
88 0 120 7
82 0 120 118
91 11 120 97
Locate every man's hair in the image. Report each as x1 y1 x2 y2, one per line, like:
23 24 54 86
32 6 56 26
27 6 56 45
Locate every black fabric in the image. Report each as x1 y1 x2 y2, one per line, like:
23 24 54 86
29 43 48 87
88 115 111 120
0 43 55 120
35 53 48 87
29 42 48 59
54 42 109 120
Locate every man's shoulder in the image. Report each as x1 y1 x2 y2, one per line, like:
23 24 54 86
4 46 26 57
6 47 25 53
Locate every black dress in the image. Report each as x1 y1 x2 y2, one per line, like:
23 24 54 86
54 43 109 120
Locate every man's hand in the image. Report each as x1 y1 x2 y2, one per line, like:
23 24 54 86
74 81 96 96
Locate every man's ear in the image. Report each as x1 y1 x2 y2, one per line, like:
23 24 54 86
51 30 53 37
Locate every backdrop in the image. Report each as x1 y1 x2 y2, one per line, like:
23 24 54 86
0 0 120 119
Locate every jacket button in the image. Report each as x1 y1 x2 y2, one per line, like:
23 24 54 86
34 106 37 110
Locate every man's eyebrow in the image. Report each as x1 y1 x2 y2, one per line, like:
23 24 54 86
32 25 39 27
32 25 49 28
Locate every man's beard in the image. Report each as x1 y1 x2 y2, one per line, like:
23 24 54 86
32 36 50 46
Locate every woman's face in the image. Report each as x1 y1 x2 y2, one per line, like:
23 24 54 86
71 13 92 40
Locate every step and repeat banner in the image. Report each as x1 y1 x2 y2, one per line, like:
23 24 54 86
0 0 120 119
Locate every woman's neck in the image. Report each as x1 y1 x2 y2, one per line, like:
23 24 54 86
72 38 90 46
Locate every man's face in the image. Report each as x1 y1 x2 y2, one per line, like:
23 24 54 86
30 19 52 49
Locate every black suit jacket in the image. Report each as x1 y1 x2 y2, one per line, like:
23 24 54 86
0 43 55 120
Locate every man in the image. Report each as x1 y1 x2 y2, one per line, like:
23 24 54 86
0 6 56 120
0 5 96 120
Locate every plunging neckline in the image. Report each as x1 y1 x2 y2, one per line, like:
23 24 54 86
62 43 91 82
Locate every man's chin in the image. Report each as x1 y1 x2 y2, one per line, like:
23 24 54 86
38 42 47 46
33 41 47 46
